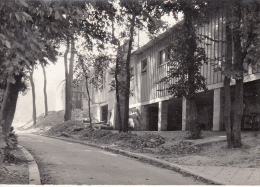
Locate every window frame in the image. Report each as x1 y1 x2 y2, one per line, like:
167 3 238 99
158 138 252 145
141 58 148 74
98 72 106 90
158 49 166 66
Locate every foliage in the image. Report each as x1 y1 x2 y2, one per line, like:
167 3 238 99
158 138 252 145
111 0 168 132
0 0 58 80
152 0 210 139
0 0 65 137
161 24 208 98
74 49 111 89
154 0 209 98
219 0 260 148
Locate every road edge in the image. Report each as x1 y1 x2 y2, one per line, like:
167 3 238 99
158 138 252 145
35 133 224 185
17 145 41 185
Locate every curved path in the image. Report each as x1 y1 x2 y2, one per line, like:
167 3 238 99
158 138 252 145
18 132 204 185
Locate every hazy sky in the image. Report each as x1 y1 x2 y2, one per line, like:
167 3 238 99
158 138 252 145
14 57 65 124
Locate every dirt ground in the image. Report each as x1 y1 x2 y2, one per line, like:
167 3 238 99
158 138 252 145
20 111 260 169
0 148 29 184
131 131 260 168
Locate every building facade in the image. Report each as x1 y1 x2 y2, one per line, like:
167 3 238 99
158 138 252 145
55 80 84 112
79 10 260 131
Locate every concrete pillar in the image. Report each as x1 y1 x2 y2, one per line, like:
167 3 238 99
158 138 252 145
158 101 168 131
213 88 221 131
182 97 187 131
97 106 101 122
134 105 149 131
109 109 114 127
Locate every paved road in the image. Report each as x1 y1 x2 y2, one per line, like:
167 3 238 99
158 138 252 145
18 132 205 185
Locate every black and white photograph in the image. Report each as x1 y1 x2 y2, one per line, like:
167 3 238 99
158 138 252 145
0 0 259 185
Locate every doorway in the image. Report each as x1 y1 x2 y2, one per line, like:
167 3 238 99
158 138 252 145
101 105 108 123
148 104 158 131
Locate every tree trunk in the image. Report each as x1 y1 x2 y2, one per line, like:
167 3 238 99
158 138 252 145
224 77 232 146
186 97 200 139
232 39 243 148
69 37 75 112
232 0 243 148
232 79 243 147
224 11 233 147
64 38 71 121
123 14 136 132
29 66 37 126
111 18 123 132
0 74 22 138
115 47 123 132
183 8 200 138
40 62 48 117
85 76 92 127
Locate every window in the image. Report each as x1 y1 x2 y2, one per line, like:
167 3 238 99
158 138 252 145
72 91 82 109
141 59 147 74
101 105 108 123
103 74 106 89
166 46 175 61
158 50 166 66
99 73 105 90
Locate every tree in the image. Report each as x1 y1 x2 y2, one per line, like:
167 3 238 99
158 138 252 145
222 0 260 147
103 6 127 132
64 38 72 121
0 1 110 159
123 13 136 132
55 1 108 121
0 0 63 140
0 74 24 137
77 55 93 127
40 62 48 117
223 3 233 147
64 36 76 121
29 65 37 125
114 0 165 132
158 0 208 139
0 0 44 139
75 50 110 126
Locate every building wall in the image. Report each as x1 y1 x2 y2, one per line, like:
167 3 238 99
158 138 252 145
84 9 260 131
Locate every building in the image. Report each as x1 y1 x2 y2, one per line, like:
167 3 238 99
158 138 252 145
55 80 84 112
66 10 260 131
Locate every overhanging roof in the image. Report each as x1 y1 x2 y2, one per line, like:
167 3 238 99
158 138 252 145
132 20 183 55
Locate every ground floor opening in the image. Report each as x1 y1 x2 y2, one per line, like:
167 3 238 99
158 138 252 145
148 103 159 131
101 105 108 123
167 98 182 131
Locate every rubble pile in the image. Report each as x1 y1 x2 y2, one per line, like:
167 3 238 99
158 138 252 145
47 121 166 150
48 120 85 136
21 109 86 131
84 131 165 150
83 128 114 140
158 141 202 155
23 111 64 131
122 133 165 149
